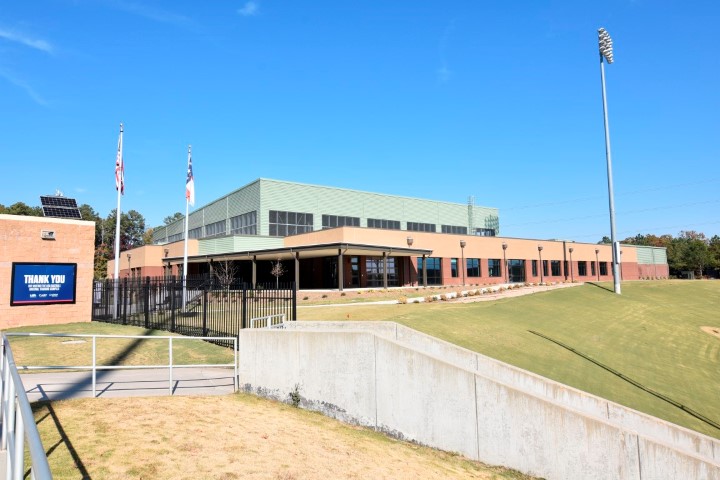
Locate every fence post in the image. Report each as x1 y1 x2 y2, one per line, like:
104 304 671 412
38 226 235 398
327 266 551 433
122 277 128 325
292 282 297 321
170 276 176 333
144 276 150 329
242 282 248 330
202 285 208 337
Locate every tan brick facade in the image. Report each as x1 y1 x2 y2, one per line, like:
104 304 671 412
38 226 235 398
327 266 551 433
0 214 95 329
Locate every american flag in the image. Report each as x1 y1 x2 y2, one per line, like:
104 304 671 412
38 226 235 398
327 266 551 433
186 146 195 206
115 124 124 195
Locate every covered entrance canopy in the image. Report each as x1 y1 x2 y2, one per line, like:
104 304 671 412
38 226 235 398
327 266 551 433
164 242 433 290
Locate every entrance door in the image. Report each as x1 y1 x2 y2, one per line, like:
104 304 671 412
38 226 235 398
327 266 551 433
323 257 338 288
508 259 526 283
350 257 360 287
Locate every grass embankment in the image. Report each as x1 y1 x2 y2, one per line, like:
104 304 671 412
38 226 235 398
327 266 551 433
32 394 533 480
299 281 720 439
8 323 534 479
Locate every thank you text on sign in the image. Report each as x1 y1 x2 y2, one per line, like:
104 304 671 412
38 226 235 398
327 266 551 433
11 263 77 305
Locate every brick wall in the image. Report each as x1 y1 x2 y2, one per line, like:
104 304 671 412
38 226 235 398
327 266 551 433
0 214 95 329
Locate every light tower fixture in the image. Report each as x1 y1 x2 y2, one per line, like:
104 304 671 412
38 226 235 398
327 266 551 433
598 26 621 295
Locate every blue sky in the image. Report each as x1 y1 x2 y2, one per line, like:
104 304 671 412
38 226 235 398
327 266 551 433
1 1 718 242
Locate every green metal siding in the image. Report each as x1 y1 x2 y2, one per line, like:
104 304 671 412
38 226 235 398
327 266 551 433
153 177 500 243
634 245 668 265
199 235 284 255
258 178 499 235
635 245 667 265
227 181 261 218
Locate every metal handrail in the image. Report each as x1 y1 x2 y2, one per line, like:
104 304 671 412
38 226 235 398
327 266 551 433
1 333 53 480
249 314 286 329
5 333 238 397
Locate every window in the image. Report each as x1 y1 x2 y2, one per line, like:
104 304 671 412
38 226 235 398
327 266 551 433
417 257 442 285
366 257 398 287
542 260 549 277
551 260 561 276
269 210 313 236
188 227 202 239
591 261 596 276
467 258 480 277
407 222 436 232
322 215 360 229
442 225 468 234
451 258 458 278
205 220 226 237
532 260 538 277
578 261 587 276
474 228 496 237
367 218 400 230
230 211 257 235
600 262 608 275
488 259 501 277
168 233 183 243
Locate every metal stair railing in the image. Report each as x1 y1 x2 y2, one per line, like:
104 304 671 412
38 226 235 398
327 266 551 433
0 333 52 480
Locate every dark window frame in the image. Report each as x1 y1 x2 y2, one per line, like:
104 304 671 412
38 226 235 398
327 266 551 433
467 258 481 277
488 259 501 277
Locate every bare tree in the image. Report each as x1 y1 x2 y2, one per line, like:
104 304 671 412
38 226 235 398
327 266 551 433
270 258 286 289
214 260 238 289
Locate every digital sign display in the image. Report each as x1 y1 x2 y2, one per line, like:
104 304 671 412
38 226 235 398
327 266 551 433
11 263 77 306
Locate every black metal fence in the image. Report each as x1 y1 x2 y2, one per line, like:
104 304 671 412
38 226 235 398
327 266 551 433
92 275 296 345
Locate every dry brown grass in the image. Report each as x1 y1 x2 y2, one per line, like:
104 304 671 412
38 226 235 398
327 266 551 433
34 393 535 479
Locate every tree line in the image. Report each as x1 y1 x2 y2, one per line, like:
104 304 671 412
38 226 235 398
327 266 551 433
598 231 720 278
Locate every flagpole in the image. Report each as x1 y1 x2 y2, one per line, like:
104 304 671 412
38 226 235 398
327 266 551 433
113 123 124 319
182 196 189 309
182 145 192 309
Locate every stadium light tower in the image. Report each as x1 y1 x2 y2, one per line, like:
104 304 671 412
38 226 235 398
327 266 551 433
598 27 621 295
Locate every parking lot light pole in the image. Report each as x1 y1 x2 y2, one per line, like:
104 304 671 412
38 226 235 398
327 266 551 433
502 242 508 284
460 240 466 286
538 245 544 284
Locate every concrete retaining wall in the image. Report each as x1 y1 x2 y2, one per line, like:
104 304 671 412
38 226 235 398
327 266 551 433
285 321 720 463
240 325 720 480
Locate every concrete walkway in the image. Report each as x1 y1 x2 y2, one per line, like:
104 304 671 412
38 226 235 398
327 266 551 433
299 281 585 308
22 367 236 402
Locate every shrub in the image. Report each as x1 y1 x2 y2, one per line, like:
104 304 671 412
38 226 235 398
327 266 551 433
322 294 328 299
289 384 301 408
397 296 408 304
303 296 309 300
340 292 346 296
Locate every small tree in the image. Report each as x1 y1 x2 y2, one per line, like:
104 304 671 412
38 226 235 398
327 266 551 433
214 260 238 289
270 258 286 289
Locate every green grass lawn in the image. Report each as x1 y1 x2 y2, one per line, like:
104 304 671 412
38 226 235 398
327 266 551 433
5 322 235 370
299 280 720 439
7 281 720 440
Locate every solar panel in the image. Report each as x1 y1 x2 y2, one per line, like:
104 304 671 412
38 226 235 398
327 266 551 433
40 195 78 208
40 195 82 219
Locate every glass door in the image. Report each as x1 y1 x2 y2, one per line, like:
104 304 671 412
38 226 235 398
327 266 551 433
508 259 526 283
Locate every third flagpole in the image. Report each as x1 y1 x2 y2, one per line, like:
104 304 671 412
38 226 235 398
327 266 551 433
182 145 194 309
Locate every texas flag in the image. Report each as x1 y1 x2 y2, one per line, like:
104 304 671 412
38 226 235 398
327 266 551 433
186 146 195 206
